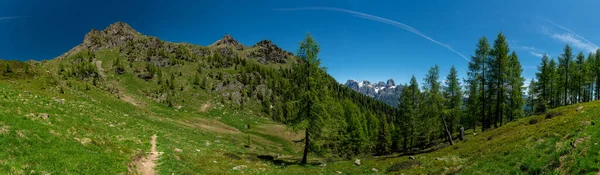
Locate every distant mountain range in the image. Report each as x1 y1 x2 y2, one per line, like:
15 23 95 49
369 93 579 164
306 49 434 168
344 79 402 107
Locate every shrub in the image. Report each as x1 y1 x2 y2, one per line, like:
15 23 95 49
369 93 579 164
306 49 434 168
545 111 562 119
529 118 539 125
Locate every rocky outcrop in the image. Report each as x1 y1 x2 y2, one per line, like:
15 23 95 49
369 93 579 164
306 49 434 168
210 34 246 50
345 79 402 107
247 40 295 64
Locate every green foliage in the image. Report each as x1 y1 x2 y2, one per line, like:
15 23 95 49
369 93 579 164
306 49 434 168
444 65 462 134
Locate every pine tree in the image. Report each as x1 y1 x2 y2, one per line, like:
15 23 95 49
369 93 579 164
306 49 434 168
526 79 537 115
467 36 490 131
465 76 480 133
4 62 11 75
549 59 558 108
193 73 200 85
560 44 573 105
423 65 446 144
575 52 585 103
398 77 419 150
443 65 462 135
289 33 327 164
507 51 524 122
24 63 29 74
113 56 125 74
489 32 509 127
535 54 550 106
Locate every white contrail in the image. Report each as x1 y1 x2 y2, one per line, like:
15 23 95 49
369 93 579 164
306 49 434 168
275 7 469 61
0 16 30 20
541 18 598 48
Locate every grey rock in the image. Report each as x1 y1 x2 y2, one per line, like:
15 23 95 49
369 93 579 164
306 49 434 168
38 113 50 120
345 79 403 107
576 106 583 111
354 159 361 166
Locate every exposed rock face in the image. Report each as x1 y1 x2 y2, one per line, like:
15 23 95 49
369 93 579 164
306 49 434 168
79 21 148 54
58 22 296 67
345 79 403 107
247 40 295 64
210 34 246 50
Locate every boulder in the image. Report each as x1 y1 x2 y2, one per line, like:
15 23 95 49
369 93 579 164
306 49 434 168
354 159 361 166
576 106 583 111
232 165 247 171
38 113 50 120
174 148 182 152
408 156 415 160
371 168 378 172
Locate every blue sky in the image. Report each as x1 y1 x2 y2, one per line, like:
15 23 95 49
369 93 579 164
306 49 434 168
1 0 599 85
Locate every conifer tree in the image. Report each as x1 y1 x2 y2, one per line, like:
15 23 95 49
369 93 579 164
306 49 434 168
467 36 490 131
443 65 462 134
288 33 327 164
489 32 509 127
507 51 524 122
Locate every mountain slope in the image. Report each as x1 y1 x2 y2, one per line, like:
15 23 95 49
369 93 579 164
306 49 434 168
338 101 599 174
0 22 398 174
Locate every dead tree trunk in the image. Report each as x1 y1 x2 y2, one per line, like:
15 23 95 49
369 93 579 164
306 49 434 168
441 115 454 145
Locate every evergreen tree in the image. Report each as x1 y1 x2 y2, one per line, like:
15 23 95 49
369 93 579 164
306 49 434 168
526 79 537 115
24 63 29 74
535 54 550 106
113 56 125 74
507 51 524 122
422 65 445 144
575 52 585 103
467 36 490 131
398 77 420 150
465 76 480 133
560 44 572 105
549 59 558 108
288 33 327 164
443 65 462 135
4 62 11 74
489 32 509 127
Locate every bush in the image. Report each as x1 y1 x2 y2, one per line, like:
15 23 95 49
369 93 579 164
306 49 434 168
529 118 539 125
545 111 562 119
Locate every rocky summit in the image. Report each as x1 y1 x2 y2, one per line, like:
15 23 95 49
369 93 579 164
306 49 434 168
345 79 402 107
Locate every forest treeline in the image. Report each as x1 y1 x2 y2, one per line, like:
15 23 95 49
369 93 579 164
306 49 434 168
284 32 533 163
527 45 600 114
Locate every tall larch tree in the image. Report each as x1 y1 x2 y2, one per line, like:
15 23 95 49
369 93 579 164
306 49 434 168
443 65 463 135
489 32 509 127
467 36 490 131
560 44 573 105
289 33 328 164
535 54 550 106
507 51 524 122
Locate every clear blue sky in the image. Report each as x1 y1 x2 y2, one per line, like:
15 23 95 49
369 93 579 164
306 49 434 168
2 0 599 85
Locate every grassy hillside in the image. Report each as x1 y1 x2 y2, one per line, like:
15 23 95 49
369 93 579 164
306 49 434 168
330 101 599 174
1 21 598 175
0 22 397 174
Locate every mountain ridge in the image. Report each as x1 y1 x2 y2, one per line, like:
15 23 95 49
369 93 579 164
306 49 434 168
345 78 402 107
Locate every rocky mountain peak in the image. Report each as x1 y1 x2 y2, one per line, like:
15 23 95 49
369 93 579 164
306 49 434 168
345 78 403 107
386 79 396 87
253 40 274 47
105 21 138 35
362 80 371 86
211 34 246 50
246 39 294 64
